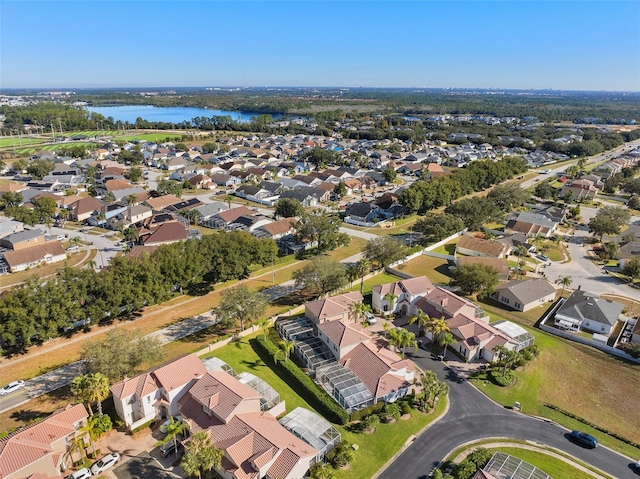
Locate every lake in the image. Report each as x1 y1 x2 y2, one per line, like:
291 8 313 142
86 105 280 124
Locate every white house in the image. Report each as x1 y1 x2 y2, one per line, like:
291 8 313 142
371 276 434 316
110 353 207 430
554 290 624 336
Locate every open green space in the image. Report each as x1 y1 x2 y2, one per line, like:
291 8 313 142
206 331 447 479
0 137 48 148
15 142 96 155
348 272 404 295
397 254 451 284
468 323 640 457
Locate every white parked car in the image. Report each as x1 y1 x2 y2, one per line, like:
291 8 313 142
90 453 120 474
0 380 25 396
160 416 182 434
65 468 92 479
364 312 377 325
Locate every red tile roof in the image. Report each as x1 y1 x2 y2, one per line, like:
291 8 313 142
142 222 187 245
0 404 88 478
305 292 364 322
318 319 370 349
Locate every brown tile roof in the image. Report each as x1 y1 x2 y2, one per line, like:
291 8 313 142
339 342 412 398
111 354 206 400
260 218 295 236
145 194 182 210
3 241 66 269
142 222 187 245
105 179 134 191
415 286 475 319
318 319 370 349
372 276 434 297
0 182 27 193
189 372 260 423
457 235 509 257
100 166 125 177
305 292 364 322
215 206 254 223
71 196 105 216
0 404 88 478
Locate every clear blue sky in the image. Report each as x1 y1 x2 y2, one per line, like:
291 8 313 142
1 1 639 91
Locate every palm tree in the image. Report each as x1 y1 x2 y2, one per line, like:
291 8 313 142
388 328 417 358
80 415 102 458
555 275 572 296
426 316 449 343
350 301 371 323
438 332 456 358
408 310 430 337
126 194 138 206
278 340 295 362
161 417 186 458
355 258 370 293
383 292 398 316
309 462 336 479
256 317 271 340
71 373 110 416
181 431 223 479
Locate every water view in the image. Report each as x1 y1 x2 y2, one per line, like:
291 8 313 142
86 105 281 124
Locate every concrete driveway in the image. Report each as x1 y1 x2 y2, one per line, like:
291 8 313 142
112 452 181 479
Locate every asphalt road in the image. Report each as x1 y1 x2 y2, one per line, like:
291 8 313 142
378 350 640 479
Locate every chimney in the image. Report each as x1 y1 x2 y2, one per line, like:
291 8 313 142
441 298 448 307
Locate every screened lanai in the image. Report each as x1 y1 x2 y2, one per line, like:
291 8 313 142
315 363 374 413
237 371 280 411
279 407 341 459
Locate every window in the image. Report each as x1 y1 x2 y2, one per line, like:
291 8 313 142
502 297 510 304
515 302 521 309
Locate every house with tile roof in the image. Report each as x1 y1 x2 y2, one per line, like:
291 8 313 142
456 234 511 258
305 292 364 324
110 353 207 430
141 221 187 246
253 218 296 240
0 403 88 479
177 371 318 479
457 256 510 282
317 319 371 359
69 197 105 222
144 194 183 211
560 179 598 199
371 276 434 316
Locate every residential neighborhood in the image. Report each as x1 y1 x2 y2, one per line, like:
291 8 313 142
1 94 640 479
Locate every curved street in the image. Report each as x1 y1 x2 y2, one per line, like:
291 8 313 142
378 351 639 479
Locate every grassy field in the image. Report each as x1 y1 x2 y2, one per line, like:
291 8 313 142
15 142 96 155
0 137 48 148
396 254 452 284
469 323 640 457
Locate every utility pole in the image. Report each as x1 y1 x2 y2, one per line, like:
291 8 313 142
58 118 64 138
51 122 55 141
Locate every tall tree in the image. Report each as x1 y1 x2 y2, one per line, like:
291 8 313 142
413 212 465 242
362 236 409 269
81 329 162 382
383 292 399 316
408 310 430 336
292 256 347 297
71 373 110 416
450 263 499 297
181 431 223 479
294 209 350 252
387 328 417 358
438 331 456 357
215 285 268 331
160 417 187 458
274 197 304 218
588 205 631 241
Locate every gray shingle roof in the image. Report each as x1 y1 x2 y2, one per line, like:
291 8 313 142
557 290 624 326
495 279 556 305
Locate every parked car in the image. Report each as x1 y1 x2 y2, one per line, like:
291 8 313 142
570 430 598 448
90 453 120 474
0 380 25 396
537 254 549 262
634 459 640 470
431 353 445 361
160 439 183 457
65 468 92 479
364 312 376 325
160 416 182 434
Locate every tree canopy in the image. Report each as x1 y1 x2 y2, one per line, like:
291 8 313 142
292 256 347 298
215 285 268 331
413 212 465 242
274 197 304 218
294 210 350 252
588 205 631 240
362 236 409 269
450 263 499 297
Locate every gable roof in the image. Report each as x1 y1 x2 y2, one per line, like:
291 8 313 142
557 290 624 326
215 206 255 223
495 279 556 304
457 256 509 277
71 196 105 215
3 241 66 269
189 371 261 422
305 292 364 321
318 319 370 349
145 194 182 210
0 404 88 478
111 353 207 400
142 221 187 245
457 235 509 257
372 276 434 297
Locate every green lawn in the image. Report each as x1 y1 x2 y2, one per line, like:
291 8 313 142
468 323 640 458
0 137 48 148
486 447 609 479
205 331 448 479
347 272 404 295
397 254 451 284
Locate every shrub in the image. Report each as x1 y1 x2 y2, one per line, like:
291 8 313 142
401 403 412 415
254 337 349 425
349 402 385 422
129 419 155 435
384 403 401 420
361 414 380 431
327 441 355 468
454 459 477 479
490 369 516 386
466 447 491 469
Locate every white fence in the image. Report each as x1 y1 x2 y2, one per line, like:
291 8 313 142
538 298 640 364
344 216 376 227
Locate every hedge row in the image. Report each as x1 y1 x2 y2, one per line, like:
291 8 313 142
253 336 349 425
349 401 386 422
544 404 640 448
